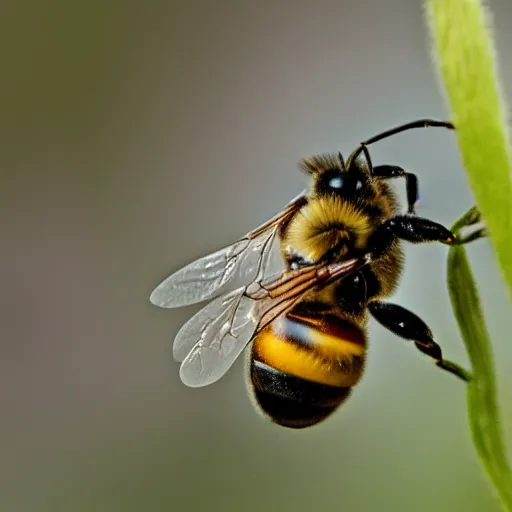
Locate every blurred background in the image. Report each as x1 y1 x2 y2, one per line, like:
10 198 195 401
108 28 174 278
2 0 511 510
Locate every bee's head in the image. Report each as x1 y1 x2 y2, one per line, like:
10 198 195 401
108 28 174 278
300 152 375 200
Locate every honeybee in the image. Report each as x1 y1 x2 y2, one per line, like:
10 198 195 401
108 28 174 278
151 119 475 429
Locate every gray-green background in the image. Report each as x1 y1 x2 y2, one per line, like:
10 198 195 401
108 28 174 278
2 1 511 511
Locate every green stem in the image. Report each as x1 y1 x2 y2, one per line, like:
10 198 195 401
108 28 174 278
447 221 512 509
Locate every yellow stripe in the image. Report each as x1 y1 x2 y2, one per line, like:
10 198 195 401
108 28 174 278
308 328 365 359
274 314 365 359
254 328 363 387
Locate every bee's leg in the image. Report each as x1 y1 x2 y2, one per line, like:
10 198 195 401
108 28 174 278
383 215 455 243
368 301 471 382
373 165 419 215
368 215 487 259
370 215 487 258
368 215 455 258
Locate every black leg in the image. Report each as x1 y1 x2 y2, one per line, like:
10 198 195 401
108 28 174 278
368 214 486 259
373 165 419 215
384 216 454 243
368 301 470 382
368 215 455 258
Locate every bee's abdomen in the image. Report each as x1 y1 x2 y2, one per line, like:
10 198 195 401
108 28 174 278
253 313 366 387
250 312 366 428
251 361 352 428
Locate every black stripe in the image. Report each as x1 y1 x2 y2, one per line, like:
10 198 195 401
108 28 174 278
251 360 350 407
254 389 335 428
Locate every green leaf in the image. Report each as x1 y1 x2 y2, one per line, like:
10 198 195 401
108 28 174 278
447 240 512 510
427 0 512 299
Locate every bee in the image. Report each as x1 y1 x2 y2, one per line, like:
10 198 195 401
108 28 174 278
150 119 475 429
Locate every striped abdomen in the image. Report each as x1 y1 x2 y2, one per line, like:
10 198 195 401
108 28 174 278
250 310 366 429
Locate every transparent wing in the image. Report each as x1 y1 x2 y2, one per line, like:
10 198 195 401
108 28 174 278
174 288 257 387
150 230 280 309
174 258 363 387
149 191 308 309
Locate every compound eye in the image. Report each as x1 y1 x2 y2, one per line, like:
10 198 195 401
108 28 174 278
328 176 344 189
